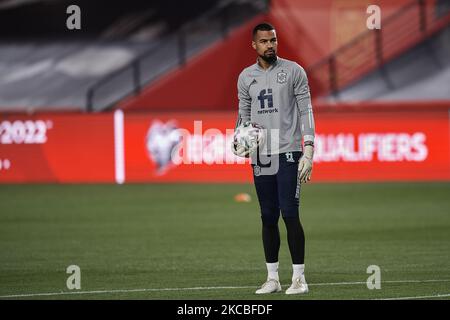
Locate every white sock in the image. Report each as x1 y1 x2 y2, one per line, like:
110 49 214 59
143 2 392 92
266 262 279 281
292 264 305 281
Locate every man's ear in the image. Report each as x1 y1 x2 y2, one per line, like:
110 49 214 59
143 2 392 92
252 41 256 50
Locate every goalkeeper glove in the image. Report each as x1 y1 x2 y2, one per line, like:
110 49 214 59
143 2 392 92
298 144 314 183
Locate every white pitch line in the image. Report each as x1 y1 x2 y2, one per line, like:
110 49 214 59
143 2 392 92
376 279 450 284
376 293 450 300
1 279 449 299
0 286 256 298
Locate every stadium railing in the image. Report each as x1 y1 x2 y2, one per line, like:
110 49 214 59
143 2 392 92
85 0 269 112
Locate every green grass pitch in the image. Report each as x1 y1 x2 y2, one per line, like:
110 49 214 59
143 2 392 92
0 182 449 300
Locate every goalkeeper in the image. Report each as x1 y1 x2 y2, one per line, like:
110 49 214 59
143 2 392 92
232 23 315 295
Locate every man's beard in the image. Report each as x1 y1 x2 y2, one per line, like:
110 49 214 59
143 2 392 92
260 52 277 64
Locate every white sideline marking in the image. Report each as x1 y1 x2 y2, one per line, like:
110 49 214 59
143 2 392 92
0 286 256 298
376 293 450 300
1 279 449 299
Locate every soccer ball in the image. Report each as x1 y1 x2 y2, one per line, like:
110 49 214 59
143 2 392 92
233 121 265 156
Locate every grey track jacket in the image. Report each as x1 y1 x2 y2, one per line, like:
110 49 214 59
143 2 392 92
235 57 315 154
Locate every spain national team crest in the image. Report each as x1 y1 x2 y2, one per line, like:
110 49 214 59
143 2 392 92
277 71 287 84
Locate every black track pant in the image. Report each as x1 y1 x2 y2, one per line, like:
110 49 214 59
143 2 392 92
252 152 305 264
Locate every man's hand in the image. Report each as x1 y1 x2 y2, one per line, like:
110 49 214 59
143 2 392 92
231 141 250 158
298 145 314 183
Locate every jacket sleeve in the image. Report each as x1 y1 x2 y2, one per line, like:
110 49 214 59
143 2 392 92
293 65 315 143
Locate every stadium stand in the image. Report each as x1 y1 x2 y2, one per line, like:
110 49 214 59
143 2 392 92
329 25 450 101
117 0 450 112
1 0 448 112
0 0 218 39
0 41 159 111
307 0 450 99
